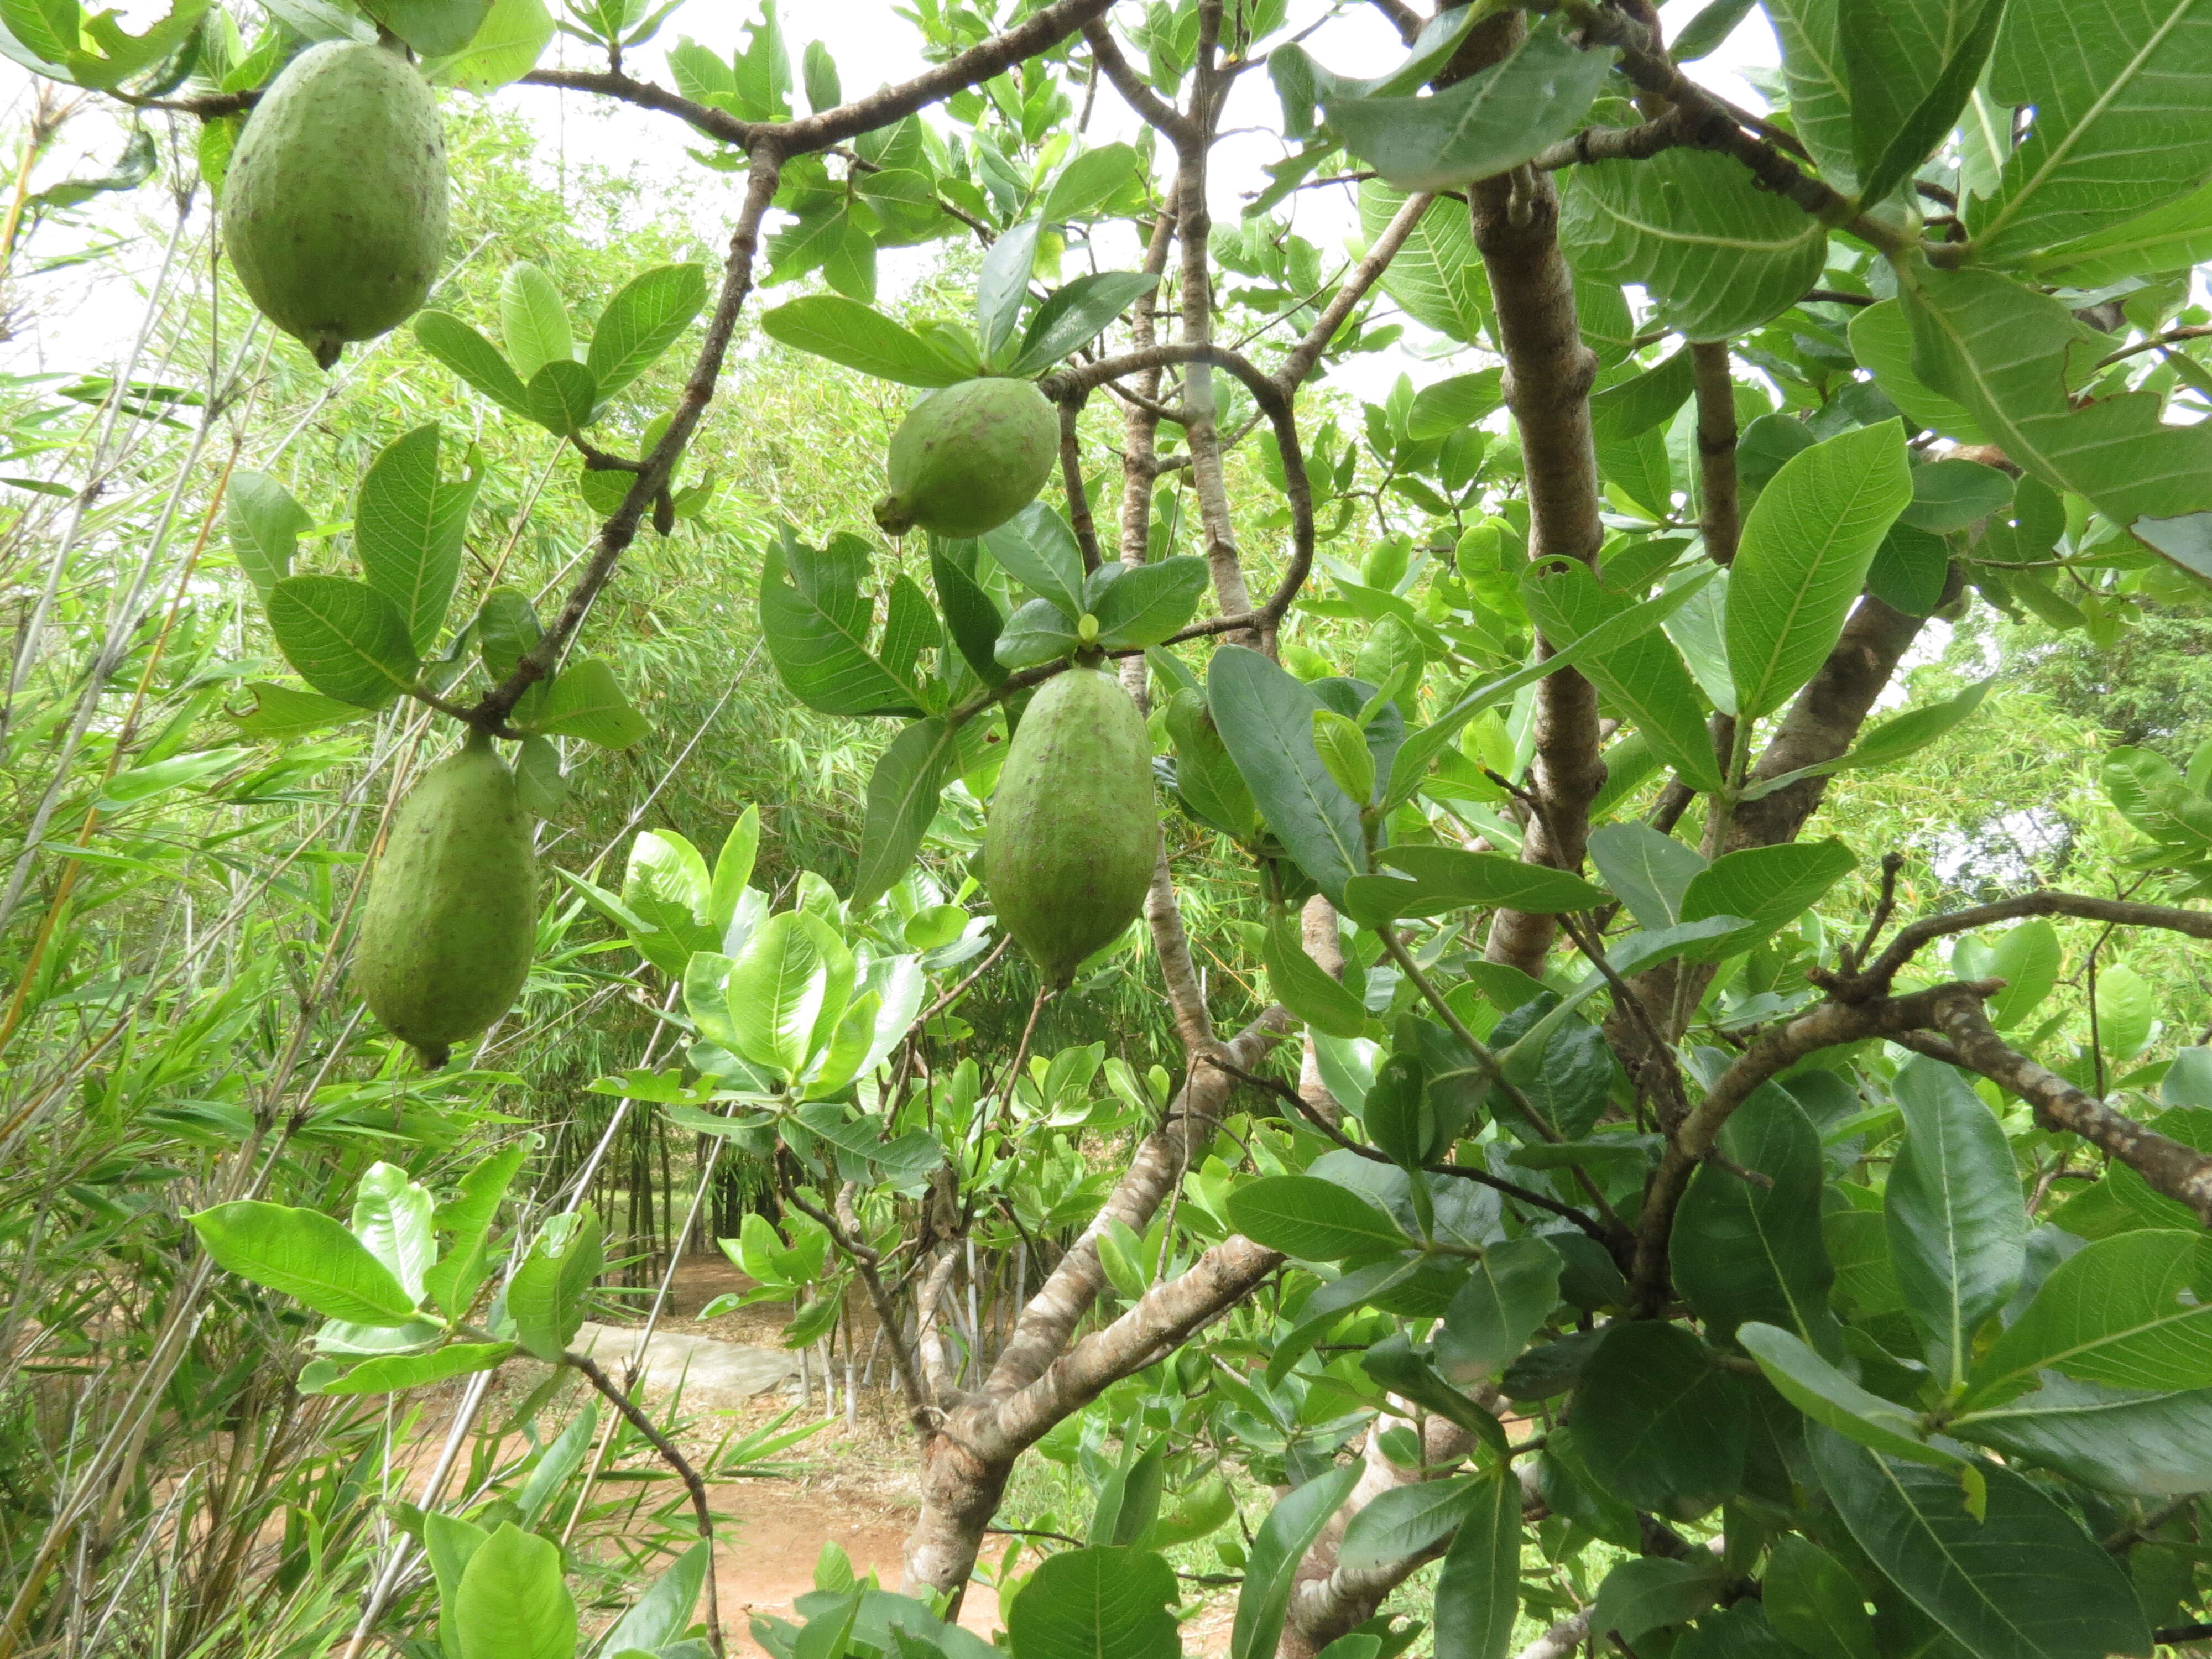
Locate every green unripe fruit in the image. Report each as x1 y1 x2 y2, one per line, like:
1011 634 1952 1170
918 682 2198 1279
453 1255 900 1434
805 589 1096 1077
984 662 1157 988
222 40 449 369
873 377 1057 539
355 732 536 1068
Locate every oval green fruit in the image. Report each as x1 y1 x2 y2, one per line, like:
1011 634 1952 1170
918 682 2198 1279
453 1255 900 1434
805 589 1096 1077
222 40 449 369
984 662 1157 988
355 732 536 1068
873 377 1058 538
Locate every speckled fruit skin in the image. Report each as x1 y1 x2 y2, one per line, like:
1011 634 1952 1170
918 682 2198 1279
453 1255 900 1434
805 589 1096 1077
984 662 1158 988
354 733 536 1068
872 377 1058 538
222 40 448 369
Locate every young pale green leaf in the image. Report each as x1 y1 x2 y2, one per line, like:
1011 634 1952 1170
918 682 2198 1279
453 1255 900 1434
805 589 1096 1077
1261 910 1368 1040
266 575 421 709
849 718 956 910
512 734 565 815
506 1207 604 1363
723 910 848 1078
1225 1175 1405 1262
499 260 573 381
1727 421 1913 722
1739 682 1994 802
1676 838 1856 961
226 471 310 593
1901 458 2013 533
356 424 480 653
759 295 974 387
1765 0 1855 185
1324 13 1613 191
1561 148 1826 341
586 262 707 398
1586 822 1707 931
1311 708 1376 806
1038 142 1139 224
426 1512 488 1659
350 1163 435 1304
1887 1056 2026 1387
534 659 646 748
476 587 541 680
1007 1545 1180 1659
412 311 532 418
452 1521 577 1659
1407 369 1503 439
311 1340 516 1396
1970 0 2212 263
359 0 487 57
189 1201 420 1326
423 1141 529 1318
1230 1467 1363 1659
421 0 553 89
1848 300 1986 442
1809 1430 2151 1659
1208 646 1366 905
1985 918 2060 1029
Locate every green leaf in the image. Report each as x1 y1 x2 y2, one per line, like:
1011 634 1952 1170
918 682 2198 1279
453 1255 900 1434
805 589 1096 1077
1843 0 2006 208
975 220 1041 362
426 1512 488 1659
1039 142 1141 224
1346 844 1607 925
599 1541 709 1657
1887 1056 2026 1387
1985 919 2060 1029
1673 0 1760 60
759 295 973 387
1587 822 1706 930
2030 178 2212 286
1324 14 1614 191
526 358 598 436
311 1340 516 1395
424 1141 528 1318
452 1521 577 1659
507 1207 604 1363
994 598 1081 670
1964 1230 2212 1405
588 263 708 399
1808 1429 2152 1659
536 658 647 748
1360 181 1488 345
850 718 956 910
1898 264 2212 583
1849 300 1985 442
1738 1321 1973 1475
1678 839 1858 961
421 0 552 90
189 1201 419 1326
1592 1557 1726 1644
499 260 573 380
1008 270 1165 376
1311 708 1376 807
1573 1321 1748 1520
1436 1237 1562 1384
1337 1474 1479 1574
361 0 489 56
1764 1535 1877 1659
982 502 1087 620
1727 421 1913 722
1209 646 1367 906
1091 556 1208 649
266 576 420 709
413 311 532 417
1230 1467 1363 1659
1225 1175 1405 1262
356 425 481 653
1009 1546 1180 1659
1590 347 1696 443
1950 1374 2212 1495
1262 910 1368 1040
1672 1083 1836 1348
1970 0 2212 262
226 471 310 593
1433 1465 1522 1659
1560 148 1827 341
1901 459 2013 534
1523 556 1721 792
723 910 849 1078
351 1162 435 1301
226 681 363 740
1165 688 1258 839
760 530 926 718
1765 0 1856 186
513 734 565 815
1739 681 1995 800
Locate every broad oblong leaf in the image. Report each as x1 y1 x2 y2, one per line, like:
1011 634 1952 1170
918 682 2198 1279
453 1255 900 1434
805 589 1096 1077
1572 1321 1748 1519
1433 1465 1523 1659
1672 1084 1835 1349
506 1208 604 1363
759 530 927 718
356 424 481 653
189 1201 419 1326
1208 646 1366 906
413 311 532 416
536 659 648 748
266 575 420 709
1963 1229 2212 1406
226 471 310 593
452 1521 577 1659
1225 1175 1404 1262
1091 556 1208 649
759 295 973 387
1008 1545 1180 1659
1230 1467 1363 1659
849 718 956 910
1678 838 1857 961
588 263 707 398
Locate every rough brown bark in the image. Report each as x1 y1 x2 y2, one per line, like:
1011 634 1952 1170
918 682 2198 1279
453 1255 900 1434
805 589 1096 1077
1691 341 1741 565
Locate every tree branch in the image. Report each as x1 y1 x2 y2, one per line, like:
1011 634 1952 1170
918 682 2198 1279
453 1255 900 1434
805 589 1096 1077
1690 342 1740 566
1849 892 2212 995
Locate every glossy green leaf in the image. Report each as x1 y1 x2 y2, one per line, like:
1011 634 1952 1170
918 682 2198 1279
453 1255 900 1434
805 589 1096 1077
265 576 420 709
1678 839 1857 961
1337 1474 1479 1574
1352 844 1607 922
1965 1230 2212 1405
1843 0 2006 208
525 358 597 436
1230 1467 1363 1659
356 424 481 654
849 718 956 911
1225 1175 1405 1262
421 0 552 90
1092 556 1208 649
1436 1237 1562 1384
506 1207 604 1363
1738 1321 1974 1477
312 1340 516 1395
1209 646 1366 905
759 295 974 387
588 263 708 399
1009 1545 1180 1659
1573 1321 1748 1519
1592 1556 1726 1644
535 659 646 748
1359 181 1488 345
1764 1535 1877 1659
452 1521 576 1659
1950 1373 2212 1495
1587 822 1706 931
1433 1467 1523 1659
189 1201 419 1326
1262 910 1367 1040
1009 270 1162 377
1673 1084 1837 1348
759 530 927 718
226 471 310 593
